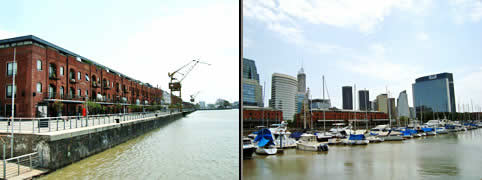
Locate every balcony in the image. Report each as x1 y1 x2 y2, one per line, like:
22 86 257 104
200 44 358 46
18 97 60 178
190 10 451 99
49 73 60 80
46 92 57 99
92 81 99 88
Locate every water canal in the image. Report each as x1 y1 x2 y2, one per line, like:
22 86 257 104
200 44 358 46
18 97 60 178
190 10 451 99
39 109 239 179
243 128 482 180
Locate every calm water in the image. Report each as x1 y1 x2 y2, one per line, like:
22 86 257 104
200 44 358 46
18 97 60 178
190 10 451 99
40 110 239 180
244 129 482 180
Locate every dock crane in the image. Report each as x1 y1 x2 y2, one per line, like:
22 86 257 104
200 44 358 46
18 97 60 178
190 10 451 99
168 60 210 112
190 91 201 103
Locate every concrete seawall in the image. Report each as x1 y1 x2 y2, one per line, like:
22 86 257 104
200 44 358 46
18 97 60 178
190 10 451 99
0 111 192 170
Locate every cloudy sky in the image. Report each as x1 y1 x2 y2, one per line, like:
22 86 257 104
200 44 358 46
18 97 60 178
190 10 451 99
0 0 239 104
244 0 482 111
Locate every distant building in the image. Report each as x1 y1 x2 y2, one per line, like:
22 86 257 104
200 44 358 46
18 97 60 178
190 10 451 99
311 99 331 110
242 58 263 107
297 67 306 93
199 101 206 109
397 90 410 118
388 98 396 119
409 107 416 119
342 86 353 110
376 94 388 114
412 72 456 114
271 73 297 121
296 92 305 114
243 106 283 129
358 90 369 111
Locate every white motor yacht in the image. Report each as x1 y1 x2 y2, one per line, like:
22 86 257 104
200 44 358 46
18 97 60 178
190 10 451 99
296 134 329 151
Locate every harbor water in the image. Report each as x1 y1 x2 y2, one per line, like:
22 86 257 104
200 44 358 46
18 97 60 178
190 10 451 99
40 109 239 179
243 128 482 180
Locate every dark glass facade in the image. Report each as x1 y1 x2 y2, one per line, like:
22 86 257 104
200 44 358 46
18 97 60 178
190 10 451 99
243 58 259 81
342 86 353 110
358 90 369 111
412 72 456 114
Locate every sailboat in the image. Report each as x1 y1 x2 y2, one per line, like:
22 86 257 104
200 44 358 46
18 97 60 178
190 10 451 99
381 88 403 141
343 84 369 145
316 76 333 142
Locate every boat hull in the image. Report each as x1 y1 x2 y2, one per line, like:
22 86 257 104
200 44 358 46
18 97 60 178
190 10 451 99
255 147 277 155
243 147 256 159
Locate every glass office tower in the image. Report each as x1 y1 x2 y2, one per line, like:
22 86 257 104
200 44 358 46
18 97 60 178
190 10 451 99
412 72 456 113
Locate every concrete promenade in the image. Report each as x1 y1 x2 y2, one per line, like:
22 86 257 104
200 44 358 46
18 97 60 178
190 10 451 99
0 110 193 178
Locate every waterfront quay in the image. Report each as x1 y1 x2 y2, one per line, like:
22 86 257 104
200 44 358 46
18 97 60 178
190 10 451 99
244 128 482 180
0 110 193 179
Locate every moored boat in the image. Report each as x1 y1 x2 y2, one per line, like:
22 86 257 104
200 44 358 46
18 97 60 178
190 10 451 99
243 137 257 159
296 134 329 151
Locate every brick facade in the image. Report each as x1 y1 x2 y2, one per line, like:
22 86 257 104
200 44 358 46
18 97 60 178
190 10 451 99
0 35 164 117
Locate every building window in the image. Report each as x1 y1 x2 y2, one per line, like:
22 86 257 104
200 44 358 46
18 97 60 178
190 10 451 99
78 89 81 96
37 82 42 93
85 90 88 97
60 67 64 76
6 85 16 98
85 74 90 81
7 62 17 76
60 86 64 98
77 72 81 80
37 60 42 71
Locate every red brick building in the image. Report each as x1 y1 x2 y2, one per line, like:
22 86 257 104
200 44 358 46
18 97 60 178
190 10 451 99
243 106 283 129
295 109 389 129
0 35 164 117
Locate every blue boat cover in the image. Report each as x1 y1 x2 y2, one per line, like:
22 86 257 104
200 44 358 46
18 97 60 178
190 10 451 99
348 134 365 140
445 124 456 129
401 129 417 135
253 129 275 147
422 128 434 132
290 132 303 139
370 132 379 136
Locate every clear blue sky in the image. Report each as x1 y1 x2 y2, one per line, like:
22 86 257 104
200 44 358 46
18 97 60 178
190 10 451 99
0 0 239 104
244 0 482 111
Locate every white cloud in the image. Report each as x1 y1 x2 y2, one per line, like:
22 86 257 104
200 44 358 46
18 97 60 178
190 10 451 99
451 0 482 24
104 3 238 103
0 29 17 39
276 0 430 33
454 67 482 110
417 32 429 41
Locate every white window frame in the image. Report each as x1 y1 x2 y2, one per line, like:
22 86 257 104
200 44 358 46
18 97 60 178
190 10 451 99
77 72 81 80
37 60 42 71
37 82 42 93
6 62 17 76
60 67 64 76
6 84 16 98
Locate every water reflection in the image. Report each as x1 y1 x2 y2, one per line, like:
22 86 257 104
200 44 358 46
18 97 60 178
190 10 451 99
244 129 482 179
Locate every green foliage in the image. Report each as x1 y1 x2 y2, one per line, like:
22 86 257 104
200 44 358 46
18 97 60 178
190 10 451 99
53 100 63 116
86 100 101 115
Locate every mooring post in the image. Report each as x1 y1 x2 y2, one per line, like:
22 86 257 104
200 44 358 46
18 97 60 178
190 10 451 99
3 143 6 179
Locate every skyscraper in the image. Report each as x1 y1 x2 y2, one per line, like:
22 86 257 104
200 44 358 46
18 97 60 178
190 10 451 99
242 58 263 107
412 72 456 114
342 86 353 110
376 94 388 114
397 90 410 118
297 67 306 93
358 90 369 111
388 98 396 119
271 73 297 121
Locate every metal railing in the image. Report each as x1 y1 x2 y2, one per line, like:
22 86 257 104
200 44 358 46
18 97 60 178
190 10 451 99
2 152 40 179
0 111 172 134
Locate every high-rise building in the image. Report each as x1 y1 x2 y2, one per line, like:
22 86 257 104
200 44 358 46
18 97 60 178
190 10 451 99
342 86 353 110
297 67 306 93
376 94 388 114
296 92 305 114
397 90 410 118
358 90 369 111
388 98 396 119
242 58 263 107
412 72 456 114
271 73 297 121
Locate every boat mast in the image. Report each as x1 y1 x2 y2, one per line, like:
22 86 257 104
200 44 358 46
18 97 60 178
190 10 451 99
323 75 326 135
365 88 368 130
354 84 357 131
309 88 313 130
387 87 391 128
